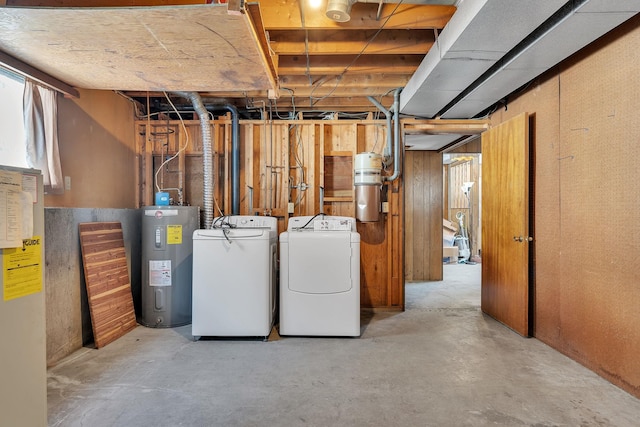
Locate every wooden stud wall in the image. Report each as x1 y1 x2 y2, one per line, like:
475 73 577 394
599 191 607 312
135 118 404 309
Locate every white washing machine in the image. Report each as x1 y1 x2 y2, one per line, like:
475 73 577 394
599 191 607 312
279 215 360 337
192 215 278 339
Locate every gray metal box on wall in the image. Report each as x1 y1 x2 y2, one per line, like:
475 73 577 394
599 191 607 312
141 206 199 327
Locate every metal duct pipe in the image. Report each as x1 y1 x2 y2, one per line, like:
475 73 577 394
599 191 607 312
368 88 402 182
174 92 213 228
367 95 393 163
385 88 402 182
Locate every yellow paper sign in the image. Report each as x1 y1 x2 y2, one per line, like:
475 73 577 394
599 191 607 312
167 225 182 245
3 236 43 301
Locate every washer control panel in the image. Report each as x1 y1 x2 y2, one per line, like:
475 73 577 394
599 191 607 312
212 215 277 231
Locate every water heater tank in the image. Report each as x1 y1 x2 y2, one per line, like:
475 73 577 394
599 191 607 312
354 152 382 222
141 206 199 327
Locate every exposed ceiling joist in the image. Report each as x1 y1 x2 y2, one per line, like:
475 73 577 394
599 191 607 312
258 1 455 30
277 54 423 75
268 29 435 56
404 119 490 135
259 0 455 114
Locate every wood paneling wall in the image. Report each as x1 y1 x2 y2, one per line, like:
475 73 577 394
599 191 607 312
404 151 442 281
488 14 640 398
136 117 404 309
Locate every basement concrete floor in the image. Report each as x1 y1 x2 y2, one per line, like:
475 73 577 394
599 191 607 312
48 264 640 427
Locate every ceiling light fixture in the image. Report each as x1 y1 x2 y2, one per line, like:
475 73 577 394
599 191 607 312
309 0 322 9
326 0 357 22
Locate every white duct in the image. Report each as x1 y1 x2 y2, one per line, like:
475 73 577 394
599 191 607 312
400 0 640 119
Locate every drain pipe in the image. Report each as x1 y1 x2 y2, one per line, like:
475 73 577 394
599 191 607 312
174 92 213 228
386 88 402 182
367 95 393 164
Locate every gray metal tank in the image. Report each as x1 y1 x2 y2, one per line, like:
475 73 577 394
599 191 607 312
141 206 199 327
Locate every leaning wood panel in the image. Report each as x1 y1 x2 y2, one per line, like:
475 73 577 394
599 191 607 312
78 222 137 349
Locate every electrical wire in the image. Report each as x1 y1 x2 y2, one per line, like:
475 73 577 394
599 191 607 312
289 123 306 212
293 213 326 231
153 92 189 197
272 87 297 120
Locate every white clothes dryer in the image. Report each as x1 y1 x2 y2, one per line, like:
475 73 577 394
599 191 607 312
192 215 278 339
279 215 360 337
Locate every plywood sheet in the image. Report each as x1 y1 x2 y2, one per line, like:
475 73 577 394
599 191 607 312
0 5 276 92
79 221 136 348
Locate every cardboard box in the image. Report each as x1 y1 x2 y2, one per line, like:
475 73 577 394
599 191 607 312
443 246 459 263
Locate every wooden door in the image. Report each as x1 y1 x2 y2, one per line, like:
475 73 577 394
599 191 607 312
481 112 530 336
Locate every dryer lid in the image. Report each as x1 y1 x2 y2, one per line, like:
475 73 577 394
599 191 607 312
287 232 354 294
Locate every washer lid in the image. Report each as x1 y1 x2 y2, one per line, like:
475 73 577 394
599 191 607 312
288 232 354 294
193 228 270 240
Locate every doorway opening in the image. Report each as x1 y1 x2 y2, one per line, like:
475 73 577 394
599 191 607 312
443 152 482 281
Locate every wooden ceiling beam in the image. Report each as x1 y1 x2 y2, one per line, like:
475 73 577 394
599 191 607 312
278 84 403 98
268 29 434 56
278 54 423 75
279 73 410 89
404 119 491 135
260 0 455 30
272 95 393 112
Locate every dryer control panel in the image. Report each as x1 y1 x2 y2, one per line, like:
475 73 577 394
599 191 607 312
288 215 356 232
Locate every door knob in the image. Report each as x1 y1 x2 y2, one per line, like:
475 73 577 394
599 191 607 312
513 236 523 242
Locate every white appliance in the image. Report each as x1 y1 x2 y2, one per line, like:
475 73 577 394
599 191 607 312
279 215 361 337
192 215 278 339
0 166 46 426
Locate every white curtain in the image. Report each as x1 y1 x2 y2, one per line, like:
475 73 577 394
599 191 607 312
23 80 64 193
